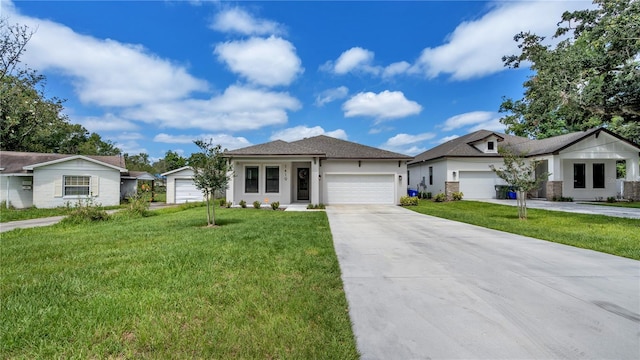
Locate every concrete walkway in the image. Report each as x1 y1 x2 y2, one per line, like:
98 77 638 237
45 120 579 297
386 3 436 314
327 205 640 359
476 198 640 219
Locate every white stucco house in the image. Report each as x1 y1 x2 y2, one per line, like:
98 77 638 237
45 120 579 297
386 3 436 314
205 135 409 206
162 136 412 205
0 151 128 208
408 128 640 201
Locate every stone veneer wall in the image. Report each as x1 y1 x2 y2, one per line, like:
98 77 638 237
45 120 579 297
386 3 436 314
546 181 563 200
445 181 460 200
623 181 640 201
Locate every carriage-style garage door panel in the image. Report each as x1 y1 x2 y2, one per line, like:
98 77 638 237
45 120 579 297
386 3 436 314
175 179 203 203
325 174 395 204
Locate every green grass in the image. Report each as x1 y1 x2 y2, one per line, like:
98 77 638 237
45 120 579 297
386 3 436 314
0 206 74 222
409 200 640 260
1 208 358 359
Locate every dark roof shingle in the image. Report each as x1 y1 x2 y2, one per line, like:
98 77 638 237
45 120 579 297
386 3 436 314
0 151 126 174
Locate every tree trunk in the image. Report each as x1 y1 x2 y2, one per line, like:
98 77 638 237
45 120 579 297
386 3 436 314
517 189 527 219
206 192 212 226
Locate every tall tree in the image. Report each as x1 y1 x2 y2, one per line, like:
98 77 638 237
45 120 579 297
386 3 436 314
500 0 640 142
124 153 154 173
0 19 120 155
191 140 232 227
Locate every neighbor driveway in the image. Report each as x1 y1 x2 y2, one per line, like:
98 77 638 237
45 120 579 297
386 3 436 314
327 205 640 359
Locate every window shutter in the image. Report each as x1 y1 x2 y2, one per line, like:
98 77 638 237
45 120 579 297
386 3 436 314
91 176 99 196
54 177 62 197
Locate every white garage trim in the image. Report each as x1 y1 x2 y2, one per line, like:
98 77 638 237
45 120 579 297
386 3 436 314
175 179 204 203
324 174 395 204
459 171 502 199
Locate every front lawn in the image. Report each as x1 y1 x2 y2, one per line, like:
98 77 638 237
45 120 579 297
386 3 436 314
0 208 358 359
0 204 122 223
409 200 640 260
579 201 640 209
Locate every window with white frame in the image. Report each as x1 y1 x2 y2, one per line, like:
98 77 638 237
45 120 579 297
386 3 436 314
245 166 259 193
487 141 495 151
64 176 90 196
265 166 279 193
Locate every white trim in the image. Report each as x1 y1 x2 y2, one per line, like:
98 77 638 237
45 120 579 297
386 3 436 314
23 155 127 172
160 166 192 177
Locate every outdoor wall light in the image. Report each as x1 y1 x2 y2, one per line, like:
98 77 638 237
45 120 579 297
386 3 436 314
398 175 402 181
452 171 457 180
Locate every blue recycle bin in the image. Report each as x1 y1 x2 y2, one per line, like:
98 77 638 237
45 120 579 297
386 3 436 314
407 189 418 197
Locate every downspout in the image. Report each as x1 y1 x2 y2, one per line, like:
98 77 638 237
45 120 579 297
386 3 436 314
6 175 10 209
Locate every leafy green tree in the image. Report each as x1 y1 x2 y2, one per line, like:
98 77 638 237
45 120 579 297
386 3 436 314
124 153 154 173
1 19 120 155
490 148 548 220
191 139 233 227
164 150 187 171
500 0 640 142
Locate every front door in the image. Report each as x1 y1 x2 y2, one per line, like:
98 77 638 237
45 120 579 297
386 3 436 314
297 168 309 201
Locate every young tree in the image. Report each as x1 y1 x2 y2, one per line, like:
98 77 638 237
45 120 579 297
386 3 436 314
191 139 233 227
490 148 549 219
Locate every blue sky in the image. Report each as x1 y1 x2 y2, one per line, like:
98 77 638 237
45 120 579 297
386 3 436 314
3 0 592 159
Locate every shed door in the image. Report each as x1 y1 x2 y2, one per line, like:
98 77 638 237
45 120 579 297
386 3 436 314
175 179 203 203
324 174 395 204
459 171 501 199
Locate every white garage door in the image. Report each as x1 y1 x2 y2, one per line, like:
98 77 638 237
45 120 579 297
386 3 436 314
175 179 204 203
325 174 395 204
459 171 501 199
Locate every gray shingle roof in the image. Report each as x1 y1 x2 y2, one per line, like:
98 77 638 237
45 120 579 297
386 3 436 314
409 128 637 165
225 135 412 160
0 151 126 174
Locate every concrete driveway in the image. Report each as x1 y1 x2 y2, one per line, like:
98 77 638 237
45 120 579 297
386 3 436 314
327 205 640 359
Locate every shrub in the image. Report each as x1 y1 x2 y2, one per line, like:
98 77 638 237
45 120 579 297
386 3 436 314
271 201 280 210
219 198 227 207
225 201 232 208
400 195 419 206
452 191 464 201
253 201 261 209
239 200 247 208
63 198 109 224
552 196 574 202
434 193 447 202
307 203 326 210
607 196 617 203
120 192 151 218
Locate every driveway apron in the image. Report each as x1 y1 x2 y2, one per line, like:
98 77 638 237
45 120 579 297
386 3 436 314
326 205 640 360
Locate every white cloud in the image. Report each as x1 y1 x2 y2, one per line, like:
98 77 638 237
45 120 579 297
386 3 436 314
11 11 208 107
441 111 500 131
210 8 284 36
383 61 411 78
215 36 303 87
410 1 593 80
154 133 251 150
381 132 436 155
79 113 139 132
331 47 380 75
124 85 301 132
468 117 506 133
438 135 461 144
342 90 422 122
269 126 348 142
314 86 349 106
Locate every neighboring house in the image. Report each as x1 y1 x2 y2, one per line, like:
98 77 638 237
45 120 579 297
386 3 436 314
408 128 640 201
222 135 412 205
0 151 128 208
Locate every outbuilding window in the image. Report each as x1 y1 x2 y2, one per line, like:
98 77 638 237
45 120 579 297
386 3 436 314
245 166 259 193
265 166 279 193
64 176 90 196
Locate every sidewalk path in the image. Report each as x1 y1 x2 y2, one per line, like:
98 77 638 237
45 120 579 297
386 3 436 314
475 199 640 219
